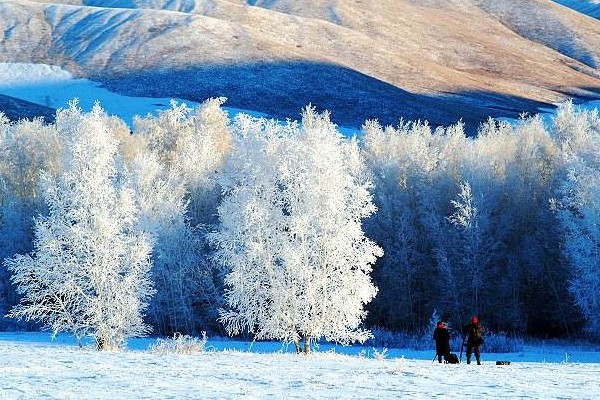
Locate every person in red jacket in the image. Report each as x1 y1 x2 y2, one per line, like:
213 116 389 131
433 320 450 363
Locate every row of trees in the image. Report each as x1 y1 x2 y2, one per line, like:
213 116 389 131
0 98 598 349
363 103 600 337
0 99 230 348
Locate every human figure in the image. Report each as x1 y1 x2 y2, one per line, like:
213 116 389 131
433 321 450 363
464 316 484 365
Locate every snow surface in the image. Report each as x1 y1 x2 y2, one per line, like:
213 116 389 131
2 62 599 138
0 332 599 399
3 61 600 136
0 62 273 128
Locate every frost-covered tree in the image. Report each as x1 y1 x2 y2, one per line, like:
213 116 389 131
131 98 232 334
126 153 220 334
506 115 566 334
362 119 470 330
448 181 495 316
5 102 154 349
0 115 65 329
362 113 567 333
133 98 231 226
210 107 382 353
557 162 600 339
362 119 445 330
553 103 600 339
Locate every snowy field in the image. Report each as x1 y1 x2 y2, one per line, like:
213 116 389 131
553 0 600 19
0 62 275 126
0 332 599 399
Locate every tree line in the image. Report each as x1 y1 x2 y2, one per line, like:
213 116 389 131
0 98 598 349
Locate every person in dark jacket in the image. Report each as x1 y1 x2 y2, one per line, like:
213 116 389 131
464 316 484 365
433 321 451 363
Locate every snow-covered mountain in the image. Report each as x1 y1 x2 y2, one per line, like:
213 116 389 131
1 0 600 130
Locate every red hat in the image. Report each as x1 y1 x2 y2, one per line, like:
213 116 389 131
437 322 445 328
472 316 479 324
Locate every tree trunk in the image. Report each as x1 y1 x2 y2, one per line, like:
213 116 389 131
294 339 301 354
303 335 311 354
293 335 311 354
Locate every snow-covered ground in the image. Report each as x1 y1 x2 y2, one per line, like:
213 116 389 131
0 62 273 126
0 332 599 399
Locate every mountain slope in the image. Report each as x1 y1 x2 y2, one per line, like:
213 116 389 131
553 0 600 19
0 94 56 122
1 0 600 129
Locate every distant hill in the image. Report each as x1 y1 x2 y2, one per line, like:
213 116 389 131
1 0 600 130
0 94 56 123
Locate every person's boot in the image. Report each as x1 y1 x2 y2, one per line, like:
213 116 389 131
466 356 471 365
476 355 481 365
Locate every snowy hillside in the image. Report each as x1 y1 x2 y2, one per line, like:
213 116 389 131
0 62 199 126
1 0 600 130
553 0 600 19
0 94 55 122
0 332 599 399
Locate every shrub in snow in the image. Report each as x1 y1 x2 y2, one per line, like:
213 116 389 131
481 331 524 353
150 332 208 355
364 327 416 349
372 347 388 360
210 106 382 354
366 327 523 353
5 101 154 350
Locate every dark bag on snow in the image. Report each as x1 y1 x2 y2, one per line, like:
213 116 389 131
446 353 459 364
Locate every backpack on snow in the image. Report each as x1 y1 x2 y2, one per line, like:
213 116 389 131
446 353 459 364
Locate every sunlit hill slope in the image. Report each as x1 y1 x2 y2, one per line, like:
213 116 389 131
1 0 600 130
